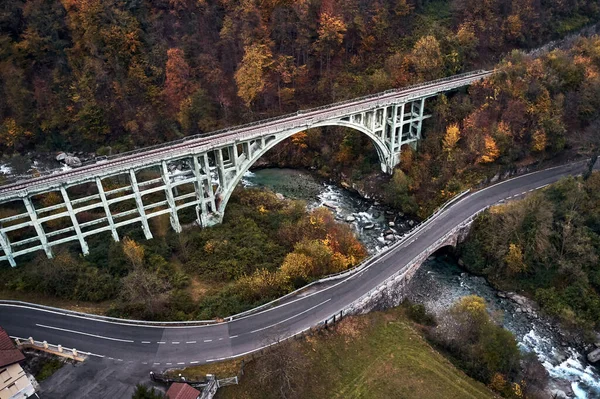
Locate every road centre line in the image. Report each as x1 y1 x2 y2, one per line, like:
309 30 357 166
249 298 332 335
157 341 166 344
204 339 212 342
35 324 134 343
172 341 180 344
186 341 196 344
141 341 151 344
8 159 582 366
1 161 581 360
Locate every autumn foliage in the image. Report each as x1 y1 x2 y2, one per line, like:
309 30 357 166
0 0 598 154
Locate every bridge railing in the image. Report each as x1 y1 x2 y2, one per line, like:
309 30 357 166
0 189 472 326
331 206 490 322
224 189 471 321
99 69 489 162
0 70 491 188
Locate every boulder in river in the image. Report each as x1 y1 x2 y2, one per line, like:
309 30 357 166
323 202 337 210
389 221 395 227
345 215 356 222
588 348 600 363
56 152 67 162
363 223 375 230
275 193 285 200
385 234 395 241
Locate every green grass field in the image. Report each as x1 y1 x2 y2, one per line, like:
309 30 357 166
191 307 497 399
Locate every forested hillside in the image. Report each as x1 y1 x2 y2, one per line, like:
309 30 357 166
1 0 598 155
461 173 600 331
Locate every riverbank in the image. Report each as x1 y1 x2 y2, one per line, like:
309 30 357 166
245 168 600 398
243 168 418 253
406 254 600 399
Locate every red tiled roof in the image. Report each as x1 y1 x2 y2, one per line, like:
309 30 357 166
0 327 25 368
166 382 200 399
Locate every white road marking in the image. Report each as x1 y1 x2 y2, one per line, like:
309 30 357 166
203 339 212 342
35 324 134 343
166 362 172 365
250 298 331 335
190 361 199 364
153 363 161 365
157 341 166 344
218 338 223 341
229 335 238 339
177 362 185 365
186 341 196 344
172 341 180 344
86 353 105 358
141 341 151 344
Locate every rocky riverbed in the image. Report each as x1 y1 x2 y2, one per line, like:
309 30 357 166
242 168 417 253
244 167 600 399
406 254 600 399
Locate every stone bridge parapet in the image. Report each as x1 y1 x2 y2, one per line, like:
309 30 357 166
340 218 477 317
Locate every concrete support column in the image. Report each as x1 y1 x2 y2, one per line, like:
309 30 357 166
416 98 426 140
0 229 15 267
192 156 207 219
231 143 239 172
381 106 388 141
60 187 89 255
129 170 153 240
201 154 217 212
161 161 182 233
23 196 52 259
390 105 398 153
215 149 227 191
397 103 405 145
242 142 250 161
95 178 119 242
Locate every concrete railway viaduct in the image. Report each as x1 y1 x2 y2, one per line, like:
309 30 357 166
0 70 492 266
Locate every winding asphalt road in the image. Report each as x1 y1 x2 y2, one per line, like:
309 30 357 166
0 160 593 369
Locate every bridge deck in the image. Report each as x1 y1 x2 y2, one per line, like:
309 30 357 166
0 70 491 200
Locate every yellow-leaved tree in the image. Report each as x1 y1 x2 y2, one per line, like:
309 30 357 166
122 237 145 269
235 43 273 108
531 129 547 152
443 123 461 159
479 135 500 163
504 243 527 275
411 35 443 80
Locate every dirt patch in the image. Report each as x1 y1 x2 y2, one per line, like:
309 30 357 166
334 316 370 343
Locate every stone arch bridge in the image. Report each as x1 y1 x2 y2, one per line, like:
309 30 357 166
0 70 492 266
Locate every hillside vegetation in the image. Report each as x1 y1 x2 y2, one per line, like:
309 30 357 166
0 189 366 320
1 0 598 155
202 307 498 399
461 172 600 332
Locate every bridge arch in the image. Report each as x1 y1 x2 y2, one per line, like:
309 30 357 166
215 122 392 220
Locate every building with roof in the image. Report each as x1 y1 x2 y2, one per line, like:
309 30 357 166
165 382 200 399
0 328 36 399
